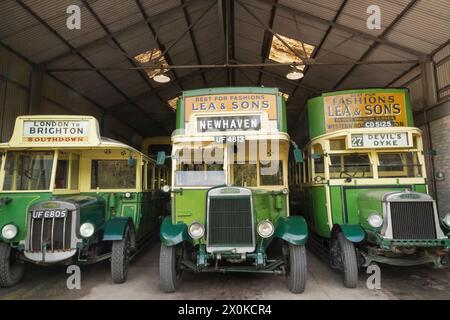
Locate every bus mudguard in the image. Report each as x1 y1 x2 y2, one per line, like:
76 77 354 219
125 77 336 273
332 224 365 243
273 216 308 245
103 217 133 241
160 216 190 246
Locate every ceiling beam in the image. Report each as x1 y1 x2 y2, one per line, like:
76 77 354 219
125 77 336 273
288 0 348 131
15 0 167 135
39 0 201 66
258 0 426 58
333 0 419 90
180 0 209 87
257 0 278 86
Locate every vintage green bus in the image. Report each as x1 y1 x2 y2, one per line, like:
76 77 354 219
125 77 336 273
290 88 450 288
0 115 169 287
158 87 308 293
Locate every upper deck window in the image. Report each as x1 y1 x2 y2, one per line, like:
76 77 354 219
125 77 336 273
91 160 136 189
3 151 54 191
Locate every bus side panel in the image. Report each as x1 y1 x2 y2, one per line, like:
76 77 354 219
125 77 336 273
174 189 208 225
311 186 330 238
330 186 345 225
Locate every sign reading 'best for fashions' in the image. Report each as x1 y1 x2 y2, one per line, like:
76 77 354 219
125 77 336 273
22 120 89 143
184 94 278 122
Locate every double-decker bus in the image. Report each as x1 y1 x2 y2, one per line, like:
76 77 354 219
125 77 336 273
290 88 450 288
0 115 169 287
157 87 308 293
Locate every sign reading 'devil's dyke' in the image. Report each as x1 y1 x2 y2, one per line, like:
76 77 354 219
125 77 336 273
184 94 278 122
324 92 407 132
22 120 89 143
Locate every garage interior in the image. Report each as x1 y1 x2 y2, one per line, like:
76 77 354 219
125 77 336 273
0 0 449 299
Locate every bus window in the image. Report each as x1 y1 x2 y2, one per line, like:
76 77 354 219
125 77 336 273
330 154 373 179
55 159 69 189
378 152 422 178
232 162 257 187
313 144 324 175
91 160 136 189
3 151 54 191
70 154 79 190
260 160 283 186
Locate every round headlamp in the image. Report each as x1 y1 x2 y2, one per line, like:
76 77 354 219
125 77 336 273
282 188 289 195
188 222 205 239
257 220 274 238
443 213 450 228
368 214 383 228
1 224 18 240
79 222 95 238
162 185 171 193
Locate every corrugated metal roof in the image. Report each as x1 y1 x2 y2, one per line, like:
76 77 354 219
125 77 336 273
0 0 448 134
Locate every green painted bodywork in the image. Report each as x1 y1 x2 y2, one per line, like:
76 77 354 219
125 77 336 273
0 189 166 262
0 192 52 242
176 87 287 132
160 216 189 246
273 216 308 245
337 224 365 243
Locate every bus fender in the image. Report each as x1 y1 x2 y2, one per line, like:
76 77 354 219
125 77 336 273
160 216 190 246
332 224 365 243
103 217 136 248
273 216 308 245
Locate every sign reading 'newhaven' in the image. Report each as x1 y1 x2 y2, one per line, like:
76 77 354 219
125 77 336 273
197 116 261 132
23 120 89 143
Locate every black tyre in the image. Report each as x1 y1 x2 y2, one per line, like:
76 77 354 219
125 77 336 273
337 232 358 288
286 243 307 293
159 243 182 293
111 226 132 284
0 242 25 288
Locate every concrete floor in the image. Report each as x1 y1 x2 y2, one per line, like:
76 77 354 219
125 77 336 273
0 240 449 300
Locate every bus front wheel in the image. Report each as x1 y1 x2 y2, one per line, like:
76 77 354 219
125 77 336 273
0 242 25 288
111 225 132 284
286 243 307 293
159 243 183 293
336 232 358 288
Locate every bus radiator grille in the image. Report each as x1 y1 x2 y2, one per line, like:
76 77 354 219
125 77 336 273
28 212 73 251
389 201 436 240
207 197 253 247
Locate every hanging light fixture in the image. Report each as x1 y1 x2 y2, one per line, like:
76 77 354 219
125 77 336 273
153 68 171 83
286 64 304 80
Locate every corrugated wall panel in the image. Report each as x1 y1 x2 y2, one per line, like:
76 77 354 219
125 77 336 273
1 82 28 142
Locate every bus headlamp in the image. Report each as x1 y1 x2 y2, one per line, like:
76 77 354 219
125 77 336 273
1 224 18 240
443 214 450 228
188 222 205 239
282 188 289 195
162 185 171 193
257 220 274 238
368 214 383 228
79 222 95 238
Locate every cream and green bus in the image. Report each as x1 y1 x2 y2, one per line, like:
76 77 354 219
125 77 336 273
0 115 169 287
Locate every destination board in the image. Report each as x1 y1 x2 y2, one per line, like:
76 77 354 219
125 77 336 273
324 92 407 132
184 93 277 122
22 120 89 143
350 132 411 148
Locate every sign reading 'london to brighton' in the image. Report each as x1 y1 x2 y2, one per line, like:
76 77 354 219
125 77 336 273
324 92 408 132
184 93 278 121
22 120 89 143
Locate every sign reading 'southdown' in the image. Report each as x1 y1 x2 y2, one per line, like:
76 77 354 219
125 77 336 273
197 116 261 132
